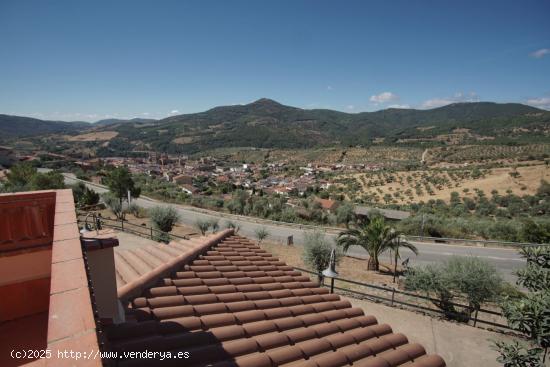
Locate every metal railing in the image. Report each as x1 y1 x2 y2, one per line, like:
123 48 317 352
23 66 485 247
77 215 189 243
294 266 514 332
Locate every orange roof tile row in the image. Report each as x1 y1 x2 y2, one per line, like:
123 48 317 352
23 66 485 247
115 230 234 302
106 234 445 367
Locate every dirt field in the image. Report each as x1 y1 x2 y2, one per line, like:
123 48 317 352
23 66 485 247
346 164 550 204
260 240 397 286
66 131 118 141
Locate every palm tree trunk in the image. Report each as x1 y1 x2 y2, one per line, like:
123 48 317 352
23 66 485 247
367 256 379 271
393 251 399 283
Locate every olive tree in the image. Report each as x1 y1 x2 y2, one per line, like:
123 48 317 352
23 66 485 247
195 219 210 236
149 206 179 243
102 192 126 220
302 231 343 281
209 219 219 233
255 227 270 245
225 220 241 233
405 256 503 322
150 206 179 232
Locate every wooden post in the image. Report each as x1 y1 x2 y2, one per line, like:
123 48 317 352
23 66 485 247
391 288 396 306
473 308 479 327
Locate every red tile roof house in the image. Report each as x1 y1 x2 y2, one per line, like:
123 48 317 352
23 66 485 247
314 198 340 213
0 189 446 367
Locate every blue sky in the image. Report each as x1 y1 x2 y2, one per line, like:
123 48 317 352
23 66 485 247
0 0 549 121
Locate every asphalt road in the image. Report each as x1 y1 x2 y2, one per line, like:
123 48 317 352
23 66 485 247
64 175 525 282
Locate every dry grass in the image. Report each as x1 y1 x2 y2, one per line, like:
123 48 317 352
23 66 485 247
259 241 397 287
345 164 550 204
66 131 118 142
172 136 195 144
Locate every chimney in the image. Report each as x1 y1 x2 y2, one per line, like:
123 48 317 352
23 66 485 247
80 231 125 324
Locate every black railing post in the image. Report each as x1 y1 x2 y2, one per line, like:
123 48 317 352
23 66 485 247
150 227 153 239
391 288 395 306
473 308 479 327
121 219 124 230
330 278 335 294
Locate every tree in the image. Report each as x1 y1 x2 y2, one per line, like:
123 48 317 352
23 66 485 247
389 236 418 282
521 220 550 244
405 256 503 321
537 180 550 197
255 227 269 245
302 231 343 280
149 206 179 233
209 219 219 233
102 193 126 220
3 163 65 192
30 171 65 190
225 220 241 233
71 182 99 207
195 219 210 236
335 202 355 227
5 162 36 191
104 167 141 206
495 246 550 366
336 216 398 271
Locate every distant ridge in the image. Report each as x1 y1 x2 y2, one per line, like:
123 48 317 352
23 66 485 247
0 100 548 152
0 114 89 138
94 118 157 126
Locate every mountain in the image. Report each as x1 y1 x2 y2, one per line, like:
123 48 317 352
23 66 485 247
1 99 548 153
0 114 90 138
98 99 548 154
94 118 157 126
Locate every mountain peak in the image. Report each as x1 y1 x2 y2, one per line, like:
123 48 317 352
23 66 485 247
249 98 283 106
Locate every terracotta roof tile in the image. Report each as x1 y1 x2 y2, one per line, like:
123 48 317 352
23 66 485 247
105 234 445 366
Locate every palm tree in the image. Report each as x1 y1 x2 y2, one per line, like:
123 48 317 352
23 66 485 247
336 216 398 271
389 234 419 282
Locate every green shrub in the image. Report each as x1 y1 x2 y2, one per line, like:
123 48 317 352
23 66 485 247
255 227 270 245
495 246 550 365
195 219 210 236
302 231 343 275
225 220 241 233
128 203 147 218
405 256 503 321
209 219 219 233
149 206 179 233
102 193 126 220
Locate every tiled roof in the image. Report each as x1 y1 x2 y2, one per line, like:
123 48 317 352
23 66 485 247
106 233 445 367
315 198 339 211
354 206 411 221
115 231 234 302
